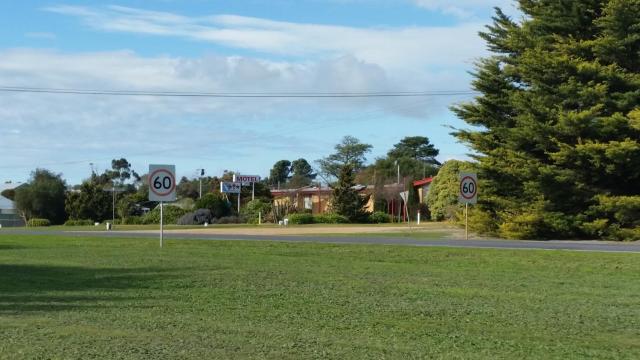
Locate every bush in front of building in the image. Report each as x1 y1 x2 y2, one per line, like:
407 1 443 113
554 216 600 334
27 218 51 227
314 213 349 224
368 211 391 224
64 219 94 226
288 213 315 225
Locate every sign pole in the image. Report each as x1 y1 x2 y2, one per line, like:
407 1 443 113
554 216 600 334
465 203 468 241
160 201 164 248
237 184 241 213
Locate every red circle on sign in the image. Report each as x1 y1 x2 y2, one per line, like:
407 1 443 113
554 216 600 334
460 176 477 199
149 168 176 196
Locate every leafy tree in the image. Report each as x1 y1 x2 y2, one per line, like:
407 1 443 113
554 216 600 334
176 176 199 199
331 164 370 222
195 193 231 219
1 188 15 201
269 160 291 187
426 160 476 221
289 158 316 187
65 179 112 222
452 1 640 239
106 158 140 185
14 169 67 224
387 136 440 165
317 136 372 178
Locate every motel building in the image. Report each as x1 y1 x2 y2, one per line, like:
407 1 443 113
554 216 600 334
270 177 434 220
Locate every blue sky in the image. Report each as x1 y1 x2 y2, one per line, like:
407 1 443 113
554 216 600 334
0 0 517 185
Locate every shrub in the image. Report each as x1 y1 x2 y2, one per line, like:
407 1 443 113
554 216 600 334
466 208 498 235
315 213 350 224
177 209 213 226
64 219 94 226
214 216 245 224
122 216 143 225
195 193 231 219
288 213 315 225
27 218 51 227
498 212 543 239
141 205 188 225
368 211 391 224
426 160 476 221
241 199 272 224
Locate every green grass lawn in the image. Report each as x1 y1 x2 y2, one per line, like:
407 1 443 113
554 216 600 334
1 235 638 359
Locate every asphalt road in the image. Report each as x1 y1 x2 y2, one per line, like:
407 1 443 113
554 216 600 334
2 229 640 253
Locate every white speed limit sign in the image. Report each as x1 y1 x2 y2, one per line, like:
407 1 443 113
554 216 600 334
459 172 478 204
148 164 177 202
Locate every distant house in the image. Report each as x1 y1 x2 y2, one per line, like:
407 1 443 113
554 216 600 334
271 186 333 215
0 183 25 227
412 177 434 204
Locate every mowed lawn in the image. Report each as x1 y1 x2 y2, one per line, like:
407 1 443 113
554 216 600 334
0 235 638 359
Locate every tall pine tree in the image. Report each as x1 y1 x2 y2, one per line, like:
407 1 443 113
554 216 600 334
453 0 640 239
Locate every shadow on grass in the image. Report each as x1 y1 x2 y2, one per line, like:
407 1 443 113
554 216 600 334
0 264 173 313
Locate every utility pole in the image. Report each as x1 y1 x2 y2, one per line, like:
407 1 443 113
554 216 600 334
198 168 205 199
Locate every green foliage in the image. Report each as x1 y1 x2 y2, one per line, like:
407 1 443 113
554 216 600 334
240 199 272 224
452 1 640 239
141 206 188 225
317 135 372 179
426 160 476 221
214 215 245 224
121 216 143 225
269 160 291 186
194 193 231 219
1 188 16 201
177 209 212 226
288 213 315 225
314 213 350 224
368 211 391 224
64 219 94 226
331 164 370 222
65 179 113 222
27 218 51 227
387 136 440 165
15 169 67 224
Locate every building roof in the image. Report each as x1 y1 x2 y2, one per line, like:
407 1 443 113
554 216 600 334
0 182 19 210
0 195 14 210
413 177 434 187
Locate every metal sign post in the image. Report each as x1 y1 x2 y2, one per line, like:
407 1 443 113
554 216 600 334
149 165 177 248
459 173 478 241
160 201 164 248
234 175 261 203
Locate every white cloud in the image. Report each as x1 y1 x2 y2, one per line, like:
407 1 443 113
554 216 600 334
44 5 487 70
0 49 455 177
2 5 488 181
412 0 516 19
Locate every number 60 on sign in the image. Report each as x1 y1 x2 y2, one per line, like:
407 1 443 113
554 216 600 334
459 172 478 205
148 164 177 202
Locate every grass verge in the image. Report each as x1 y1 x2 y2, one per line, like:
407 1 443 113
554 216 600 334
1 234 638 359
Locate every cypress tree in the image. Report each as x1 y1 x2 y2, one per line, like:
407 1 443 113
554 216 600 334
332 164 370 222
452 0 640 239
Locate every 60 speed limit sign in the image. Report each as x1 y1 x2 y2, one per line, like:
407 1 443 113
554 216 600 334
459 172 478 204
148 164 177 202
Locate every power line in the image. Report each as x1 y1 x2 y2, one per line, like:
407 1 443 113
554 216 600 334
0 86 478 98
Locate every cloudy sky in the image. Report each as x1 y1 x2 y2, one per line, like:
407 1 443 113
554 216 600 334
0 0 518 185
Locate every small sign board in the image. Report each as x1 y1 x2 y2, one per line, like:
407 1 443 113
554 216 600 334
459 172 478 204
148 165 177 202
233 175 261 185
220 182 241 194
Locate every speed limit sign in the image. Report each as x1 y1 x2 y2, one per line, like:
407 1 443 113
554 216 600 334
459 172 478 204
148 164 177 202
